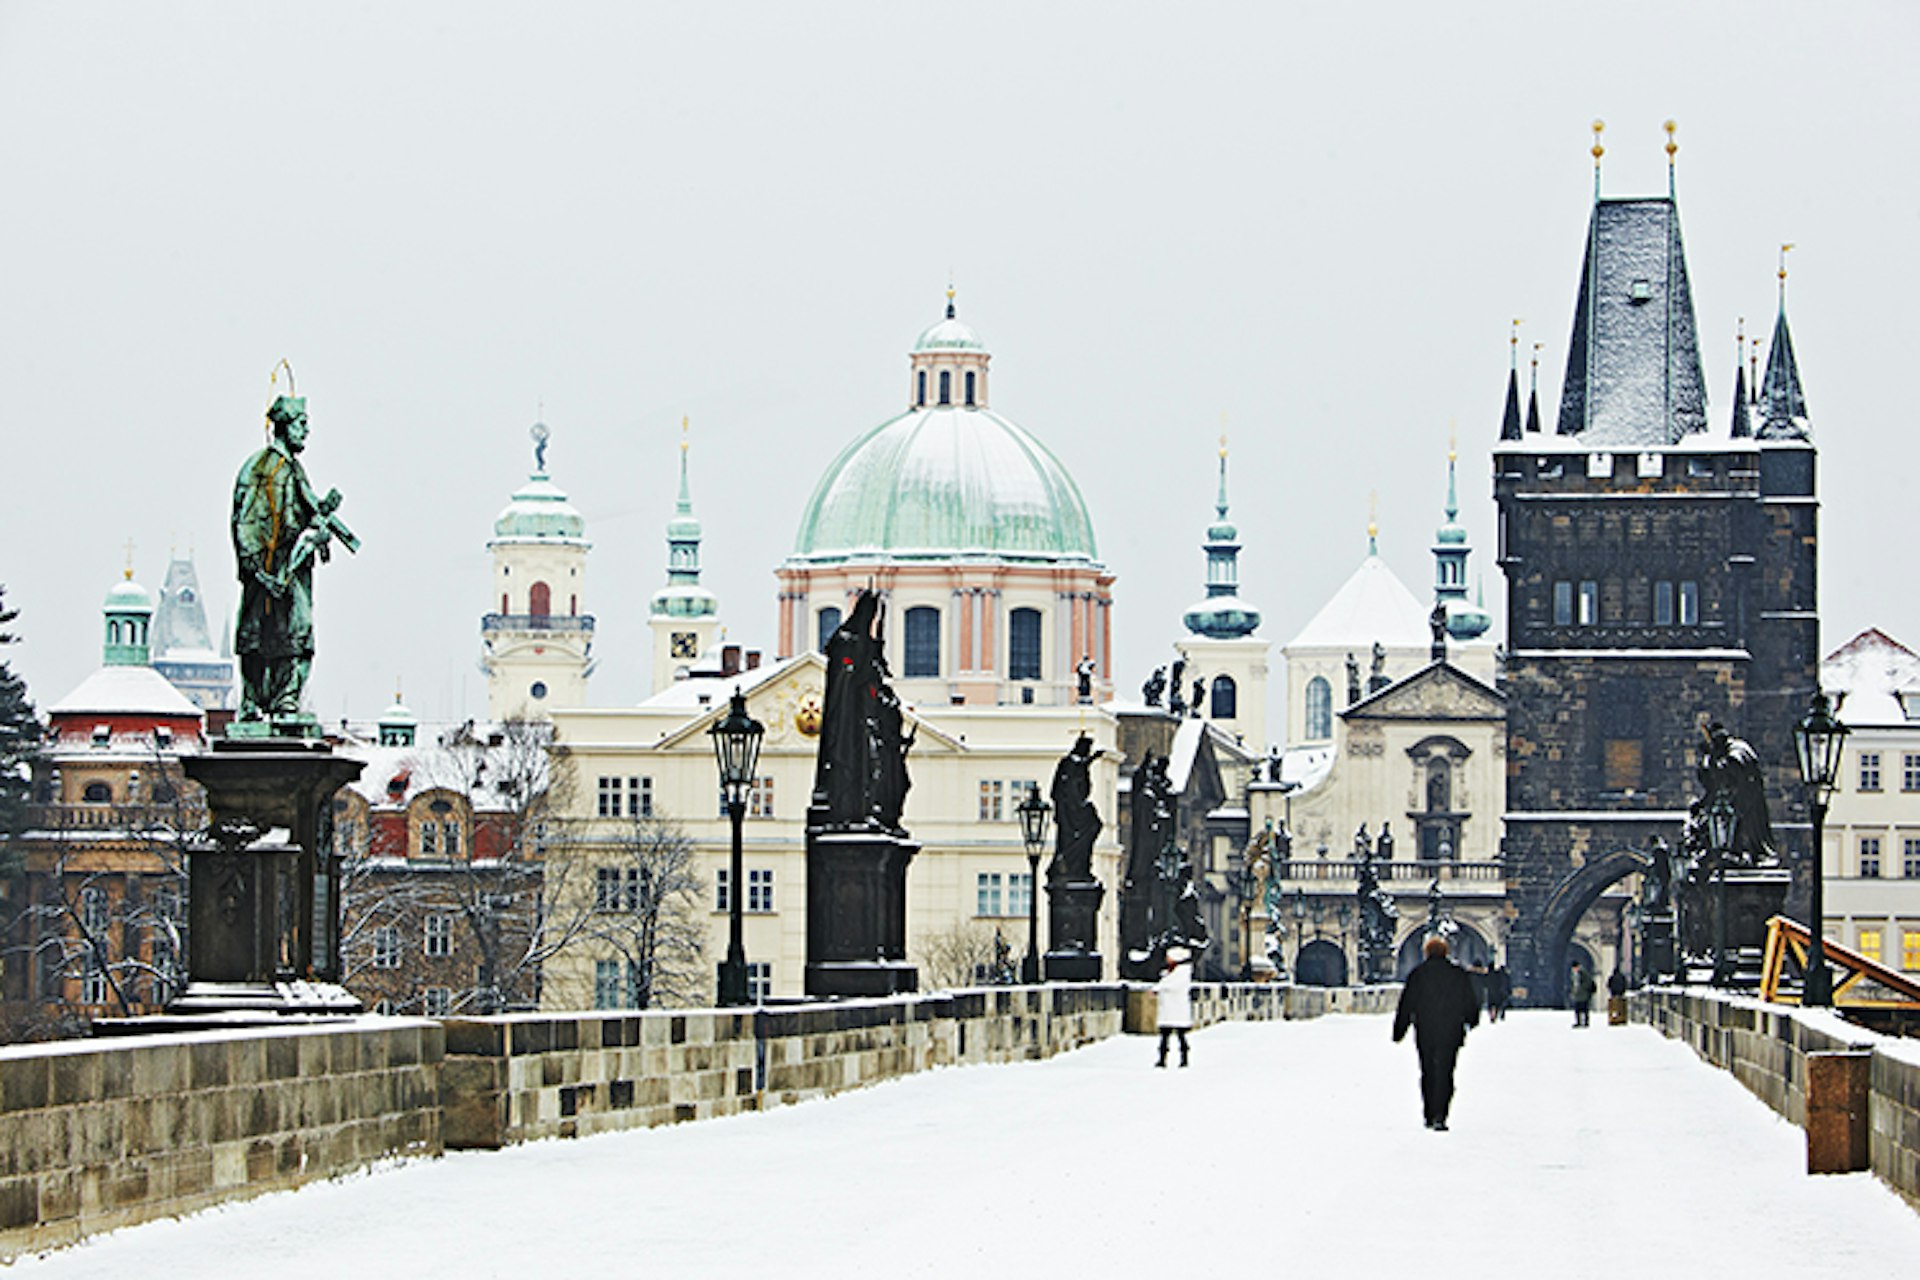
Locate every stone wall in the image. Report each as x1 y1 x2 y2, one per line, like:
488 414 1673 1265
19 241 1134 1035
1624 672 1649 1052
442 984 1127 1149
0 1018 442 1259
1124 981 1401 1033
1633 988 1920 1209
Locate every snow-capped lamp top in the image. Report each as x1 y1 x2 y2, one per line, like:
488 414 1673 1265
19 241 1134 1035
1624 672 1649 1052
102 566 156 667
651 419 719 620
1183 439 1261 640
789 295 1099 565
493 423 588 544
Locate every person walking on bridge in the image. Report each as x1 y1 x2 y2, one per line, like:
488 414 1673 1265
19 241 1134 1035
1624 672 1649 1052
1392 935 1479 1130
1154 946 1195 1068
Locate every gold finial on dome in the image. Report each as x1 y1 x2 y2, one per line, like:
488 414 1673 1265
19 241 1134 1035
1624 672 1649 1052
1368 491 1379 555
945 277 956 319
1219 427 1228 460
123 539 135 580
1448 421 1458 464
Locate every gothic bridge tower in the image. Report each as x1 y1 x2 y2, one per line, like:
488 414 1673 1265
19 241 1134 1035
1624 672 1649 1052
1494 128 1819 1004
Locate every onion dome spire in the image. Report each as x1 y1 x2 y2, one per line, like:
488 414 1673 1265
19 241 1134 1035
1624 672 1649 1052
1182 435 1261 639
1432 439 1490 641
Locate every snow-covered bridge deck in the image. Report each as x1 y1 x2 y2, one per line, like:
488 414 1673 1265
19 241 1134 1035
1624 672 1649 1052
14 1013 1920 1278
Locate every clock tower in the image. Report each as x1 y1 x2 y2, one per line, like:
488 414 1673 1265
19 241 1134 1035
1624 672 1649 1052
649 421 722 694
482 423 595 720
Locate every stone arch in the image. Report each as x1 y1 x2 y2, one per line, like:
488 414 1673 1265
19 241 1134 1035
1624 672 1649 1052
1532 846 1647 1006
1393 921 1491 978
1294 938 1347 987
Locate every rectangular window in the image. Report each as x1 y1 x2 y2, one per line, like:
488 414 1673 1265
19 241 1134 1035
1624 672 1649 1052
748 777 775 820
597 866 643 912
978 779 1004 822
715 868 730 913
597 776 622 818
1905 756 1920 792
373 925 400 970
422 987 452 1017
1857 928 1883 962
747 868 774 913
630 777 653 817
1577 580 1598 626
1552 581 1573 627
1008 871 1032 919
1860 753 1882 792
747 962 772 1004
1904 928 1920 972
1905 837 1920 878
424 914 451 958
975 872 1003 917
594 959 624 1009
419 822 438 857
442 821 460 858
1860 836 1882 878
1678 580 1699 626
1603 739 1644 792
81 964 108 1005
1653 581 1675 627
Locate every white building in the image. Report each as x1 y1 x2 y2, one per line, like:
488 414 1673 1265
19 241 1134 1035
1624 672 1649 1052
481 425 595 720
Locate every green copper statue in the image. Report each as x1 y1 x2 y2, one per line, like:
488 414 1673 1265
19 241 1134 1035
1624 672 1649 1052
231 393 358 731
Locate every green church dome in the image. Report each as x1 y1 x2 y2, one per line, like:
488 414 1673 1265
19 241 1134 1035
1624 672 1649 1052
493 473 586 543
790 406 1099 564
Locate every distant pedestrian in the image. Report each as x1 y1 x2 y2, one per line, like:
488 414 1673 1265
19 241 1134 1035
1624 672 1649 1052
1607 968 1627 998
1392 935 1480 1130
1155 946 1194 1068
1570 962 1596 1027
1486 963 1510 1021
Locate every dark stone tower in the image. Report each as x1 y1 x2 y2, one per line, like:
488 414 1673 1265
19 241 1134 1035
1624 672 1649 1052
1494 185 1819 1005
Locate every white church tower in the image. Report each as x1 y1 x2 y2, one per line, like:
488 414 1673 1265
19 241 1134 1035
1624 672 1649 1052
482 422 594 720
648 419 723 694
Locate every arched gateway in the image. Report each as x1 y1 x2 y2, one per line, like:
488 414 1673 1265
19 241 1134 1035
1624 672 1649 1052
1516 847 1649 1008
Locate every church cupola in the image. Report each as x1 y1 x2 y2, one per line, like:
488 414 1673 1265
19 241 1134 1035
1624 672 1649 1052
1432 444 1491 641
377 690 418 747
482 422 595 720
908 287 990 410
649 420 723 694
1182 438 1261 640
102 561 156 667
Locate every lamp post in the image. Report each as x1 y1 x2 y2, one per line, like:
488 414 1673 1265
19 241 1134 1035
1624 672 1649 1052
1793 691 1848 1007
1016 784 1051 984
709 688 765 1008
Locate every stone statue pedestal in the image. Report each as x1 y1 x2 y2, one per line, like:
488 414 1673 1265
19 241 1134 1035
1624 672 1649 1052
1680 867 1790 987
804 812 919 998
1640 911 1677 981
1044 878 1105 982
172 737 364 1016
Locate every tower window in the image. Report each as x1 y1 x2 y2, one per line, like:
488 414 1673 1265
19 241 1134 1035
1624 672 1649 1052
1578 581 1598 626
1008 608 1042 682
964 370 976 407
529 581 552 619
1654 581 1674 627
1305 676 1332 740
938 370 951 406
903 606 940 678
1210 674 1238 719
916 370 927 407
1552 581 1573 626
817 607 842 654
1678 581 1699 627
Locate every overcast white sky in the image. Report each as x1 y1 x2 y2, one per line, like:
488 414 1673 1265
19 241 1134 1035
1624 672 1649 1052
2 2 1914 733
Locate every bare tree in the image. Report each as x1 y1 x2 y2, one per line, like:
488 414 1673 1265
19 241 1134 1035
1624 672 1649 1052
916 920 1009 991
568 812 708 1010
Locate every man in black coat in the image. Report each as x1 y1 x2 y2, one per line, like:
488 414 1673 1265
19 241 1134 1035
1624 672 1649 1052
1392 935 1480 1130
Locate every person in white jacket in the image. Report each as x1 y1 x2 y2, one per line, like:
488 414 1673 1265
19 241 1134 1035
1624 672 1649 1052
1155 945 1195 1068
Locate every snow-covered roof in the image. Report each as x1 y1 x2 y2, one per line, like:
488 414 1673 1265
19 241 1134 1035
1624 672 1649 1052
49 665 203 720
1286 554 1429 652
638 653 804 710
1165 719 1208 792
1277 744 1336 794
1823 628 1920 727
337 739 533 810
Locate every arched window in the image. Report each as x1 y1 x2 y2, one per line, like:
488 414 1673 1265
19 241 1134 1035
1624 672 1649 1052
1426 758 1451 813
1008 608 1042 681
1210 674 1238 719
817 606 842 653
916 370 927 407
938 370 951 406
1305 676 1333 740
501 592 509 615
82 781 112 803
529 581 551 619
108 621 120 645
964 370 976 406
903 606 940 678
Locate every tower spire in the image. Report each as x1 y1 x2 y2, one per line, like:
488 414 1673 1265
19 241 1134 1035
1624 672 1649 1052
1499 321 1523 441
1730 318 1752 439
1525 342 1543 434
1181 435 1260 640
1757 247 1810 439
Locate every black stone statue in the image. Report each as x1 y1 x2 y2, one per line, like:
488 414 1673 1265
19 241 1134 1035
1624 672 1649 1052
1168 659 1188 717
1076 655 1095 704
812 588 914 834
1346 653 1361 706
1368 640 1389 693
1694 722 1776 865
1142 666 1167 708
1376 820 1394 863
1120 752 1177 978
1048 733 1104 884
1190 677 1206 718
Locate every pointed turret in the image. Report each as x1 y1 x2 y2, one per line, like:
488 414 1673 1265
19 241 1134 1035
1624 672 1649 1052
1729 342 1752 439
1499 365 1522 441
1525 343 1543 434
1757 263 1810 441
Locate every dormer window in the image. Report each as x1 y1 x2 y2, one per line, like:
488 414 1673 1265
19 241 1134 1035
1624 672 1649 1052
1629 278 1652 303
91 724 111 748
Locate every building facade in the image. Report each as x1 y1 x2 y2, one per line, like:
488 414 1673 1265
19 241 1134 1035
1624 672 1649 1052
482 425 595 721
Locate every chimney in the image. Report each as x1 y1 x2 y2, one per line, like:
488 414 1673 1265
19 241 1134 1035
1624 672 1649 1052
721 645 742 677
745 650 761 671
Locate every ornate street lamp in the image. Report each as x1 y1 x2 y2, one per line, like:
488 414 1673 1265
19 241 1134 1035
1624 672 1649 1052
709 688 764 1008
1704 789 1737 986
1016 784 1052 984
1793 691 1848 1007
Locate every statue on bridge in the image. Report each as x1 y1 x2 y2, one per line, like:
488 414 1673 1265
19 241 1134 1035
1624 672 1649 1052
1676 722 1790 988
1048 733 1103 884
1691 723 1776 868
1356 841 1399 984
813 588 915 834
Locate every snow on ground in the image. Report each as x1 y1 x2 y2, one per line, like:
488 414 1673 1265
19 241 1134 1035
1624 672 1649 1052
15 1012 1920 1278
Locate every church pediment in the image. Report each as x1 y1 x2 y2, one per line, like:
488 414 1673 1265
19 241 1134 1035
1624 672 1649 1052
1342 661 1505 723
